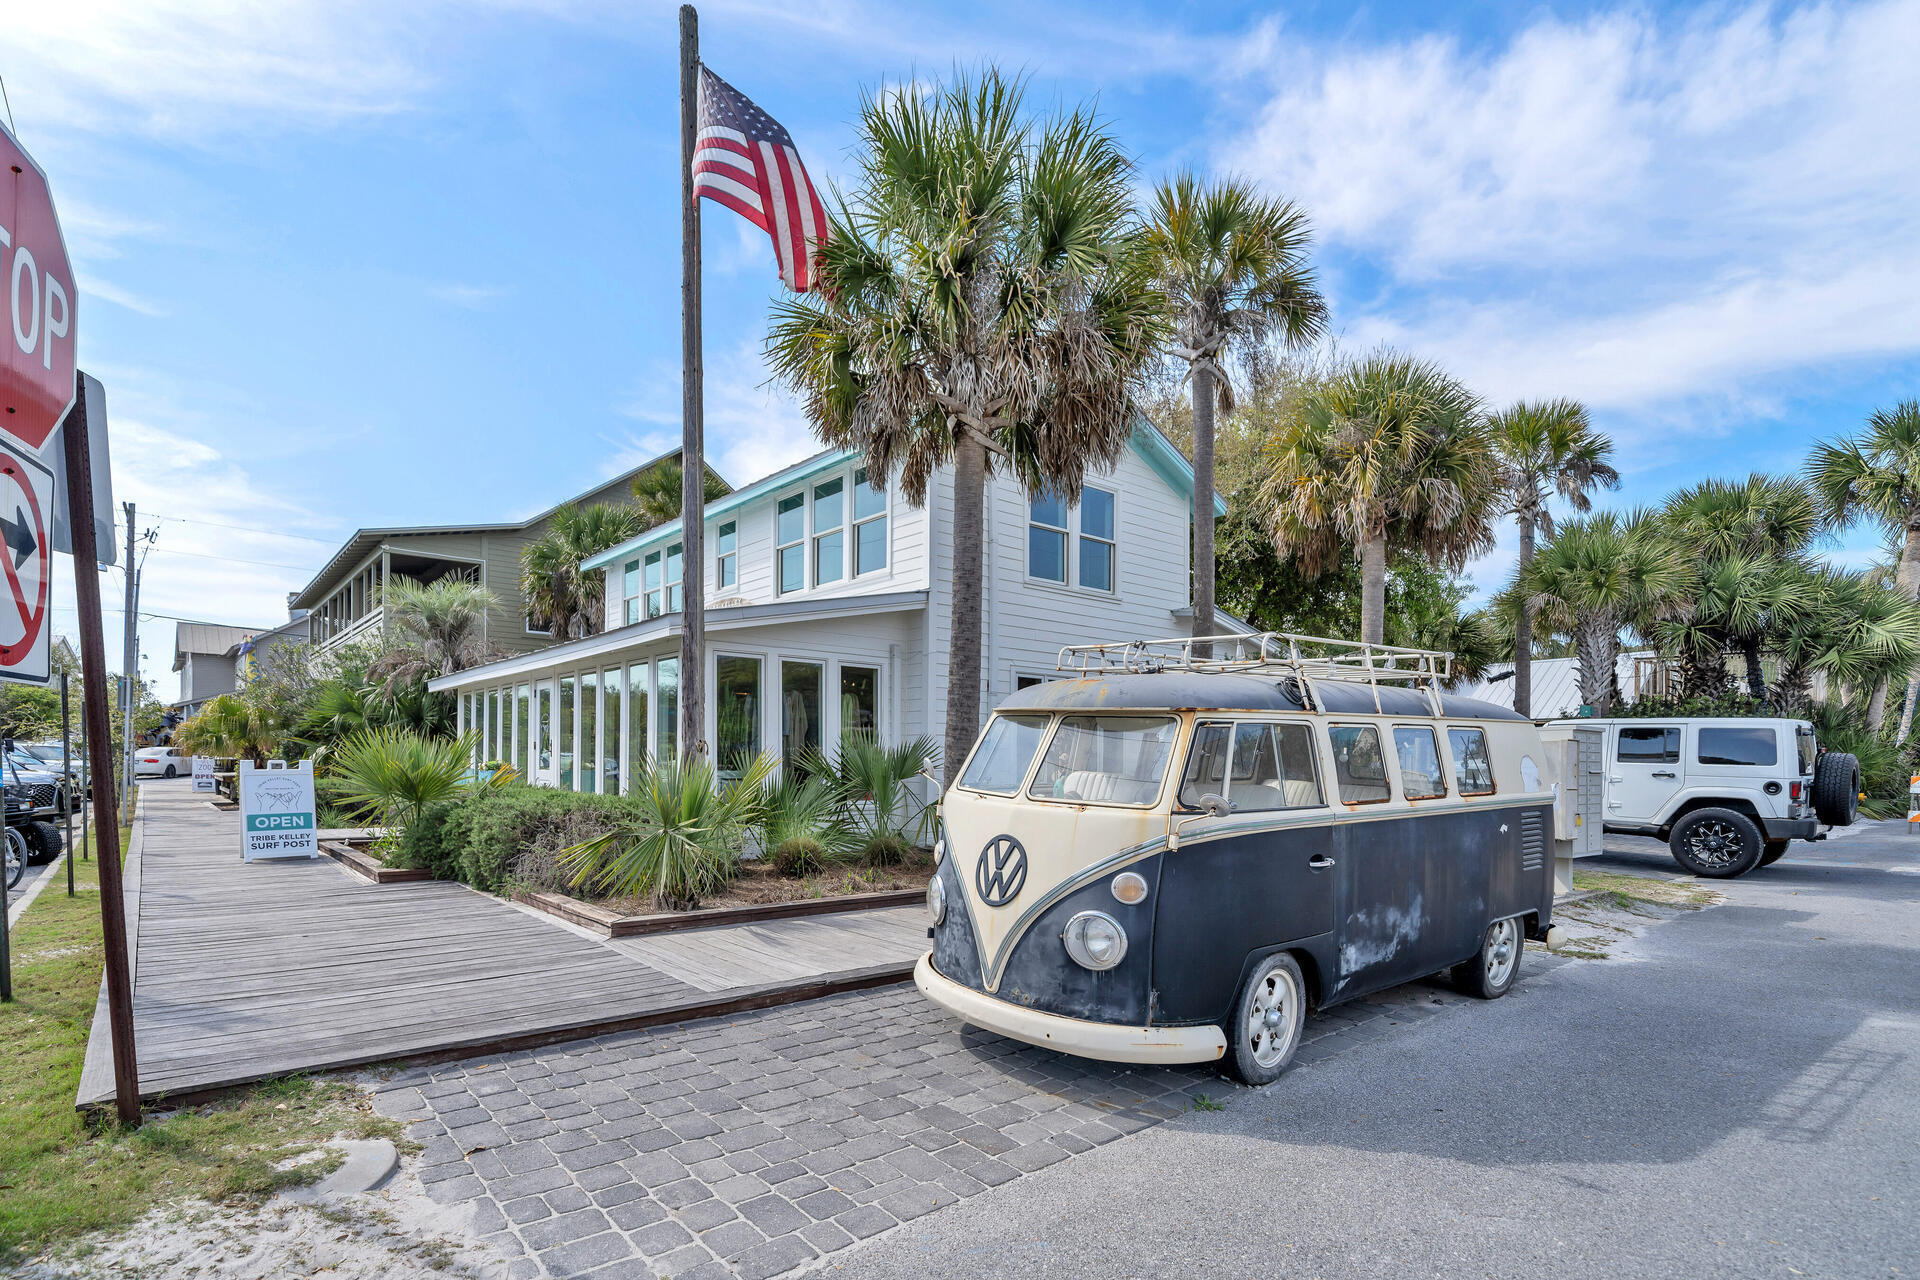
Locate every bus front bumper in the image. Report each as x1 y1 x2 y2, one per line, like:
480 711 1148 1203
914 954 1227 1065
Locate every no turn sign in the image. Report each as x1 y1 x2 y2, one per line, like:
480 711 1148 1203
0 440 53 684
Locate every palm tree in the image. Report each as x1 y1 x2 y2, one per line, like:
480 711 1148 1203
1772 564 1920 715
1809 399 1920 736
521 502 647 640
1517 511 1687 715
1488 399 1618 717
766 70 1163 781
632 459 729 530
1145 175 1327 646
174 693 280 766
1260 351 1496 645
370 576 504 688
1659 474 1818 698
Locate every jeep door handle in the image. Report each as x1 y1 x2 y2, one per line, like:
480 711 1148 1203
1308 855 1335 870
1651 770 1676 778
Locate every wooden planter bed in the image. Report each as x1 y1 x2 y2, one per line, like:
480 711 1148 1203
514 884 927 938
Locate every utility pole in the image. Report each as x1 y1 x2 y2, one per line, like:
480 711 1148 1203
678 3 706 761
67 375 141 1124
120 503 136 829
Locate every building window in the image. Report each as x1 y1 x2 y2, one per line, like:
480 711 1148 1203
558 676 576 790
853 468 887 575
1078 486 1115 592
814 478 845 586
777 493 805 594
642 543 684 617
515 683 531 771
782 660 823 773
716 521 737 590
656 657 678 760
665 542 683 612
1029 493 1068 582
625 662 649 790
622 559 641 625
603 667 625 793
841 664 879 738
644 550 663 617
580 670 599 793
716 655 762 774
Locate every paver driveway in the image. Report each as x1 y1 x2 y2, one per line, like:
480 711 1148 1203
372 964 1503 1278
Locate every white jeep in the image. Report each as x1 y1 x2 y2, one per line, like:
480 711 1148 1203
1549 716 1859 878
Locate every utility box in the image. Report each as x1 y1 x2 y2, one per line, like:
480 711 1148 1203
1539 724 1605 894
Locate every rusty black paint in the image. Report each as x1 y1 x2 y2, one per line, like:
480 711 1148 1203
988 857 1160 1025
929 855 984 989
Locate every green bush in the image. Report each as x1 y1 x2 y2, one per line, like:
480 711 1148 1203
395 798 462 879
758 773 857 877
395 784 629 893
770 836 829 877
861 833 912 868
562 752 776 910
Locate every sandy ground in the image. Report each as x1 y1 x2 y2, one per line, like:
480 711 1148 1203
13 1149 510 1280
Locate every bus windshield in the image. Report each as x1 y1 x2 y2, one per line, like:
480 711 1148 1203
1029 715 1179 807
958 714 1052 794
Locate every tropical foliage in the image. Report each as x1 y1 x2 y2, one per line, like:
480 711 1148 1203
521 502 648 640
766 67 1164 780
368 576 504 688
1259 351 1497 644
1145 174 1327 642
631 459 730 529
325 727 489 829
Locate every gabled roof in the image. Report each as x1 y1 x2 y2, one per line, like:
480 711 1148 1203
173 622 263 671
292 447 728 609
583 416 1229 574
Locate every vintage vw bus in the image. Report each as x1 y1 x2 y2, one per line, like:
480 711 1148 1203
916 634 1556 1084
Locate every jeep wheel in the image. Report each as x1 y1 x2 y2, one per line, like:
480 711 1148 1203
1760 839 1790 867
1811 751 1859 827
1669 807 1764 878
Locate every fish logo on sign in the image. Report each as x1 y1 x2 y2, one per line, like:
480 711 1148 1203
975 835 1028 907
0 443 52 684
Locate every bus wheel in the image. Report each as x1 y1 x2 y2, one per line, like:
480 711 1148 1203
1455 916 1523 1000
1227 953 1305 1086
1669 808 1763 878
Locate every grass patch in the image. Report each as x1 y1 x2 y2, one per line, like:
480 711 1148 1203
1190 1093 1226 1112
0 827 405 1267
1571 869 1718 911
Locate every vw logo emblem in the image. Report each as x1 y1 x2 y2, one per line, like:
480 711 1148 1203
975 835 1028 907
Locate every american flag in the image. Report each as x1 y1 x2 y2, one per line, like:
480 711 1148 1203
693 66 828 293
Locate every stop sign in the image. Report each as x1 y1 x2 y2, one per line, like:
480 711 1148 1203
0 122 76 455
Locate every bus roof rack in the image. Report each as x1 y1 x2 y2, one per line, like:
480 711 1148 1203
1055 632 1455 716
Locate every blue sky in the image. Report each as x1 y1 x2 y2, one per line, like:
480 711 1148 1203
7 0 1917 690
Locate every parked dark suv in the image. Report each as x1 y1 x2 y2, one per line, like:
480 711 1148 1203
4 746 68 865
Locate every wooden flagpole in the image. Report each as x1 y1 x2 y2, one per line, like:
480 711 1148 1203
678 3 707 761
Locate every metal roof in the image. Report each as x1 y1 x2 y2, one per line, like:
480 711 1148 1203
996 672 1527 721
172 622 264 671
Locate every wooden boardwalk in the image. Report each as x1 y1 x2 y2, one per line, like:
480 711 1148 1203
77 783 926 1107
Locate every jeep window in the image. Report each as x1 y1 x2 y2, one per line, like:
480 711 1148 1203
1392 727 1447 799
1796 725 1816 776
1447 727 1496 795
1617 725 1680 764
1697 726 1777 767
959 714 1050 795
1329 724 1391 804
1029 715 1178 807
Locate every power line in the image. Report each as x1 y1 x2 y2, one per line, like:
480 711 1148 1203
142 545 320 573
143 511 340 546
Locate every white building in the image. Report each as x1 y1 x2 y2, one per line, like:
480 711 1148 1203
428 421 1231 791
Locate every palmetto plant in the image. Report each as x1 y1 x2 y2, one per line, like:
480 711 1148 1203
369 576 504 688
521 502 648 640
1808 399 1920 736
1260 351 1497 645
766 69 1164 781
1488 399 1619 716
1772 564 1920 715
1515 511 1688 715
562 750 778 910
799 732 941 850
1144 175 1328 645
631 460 729 530
327 727 482 830
758 772 859 875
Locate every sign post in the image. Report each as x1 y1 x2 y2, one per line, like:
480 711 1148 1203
239 760 317 861
191 755 215 794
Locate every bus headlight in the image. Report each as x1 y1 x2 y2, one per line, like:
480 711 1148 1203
927 873 947 925
1062 911 1127 971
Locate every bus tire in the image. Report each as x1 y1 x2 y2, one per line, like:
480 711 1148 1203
1760 839 1790 867
1669 807 1763 878
1226 952 1306 1086
1454 915 1523 1000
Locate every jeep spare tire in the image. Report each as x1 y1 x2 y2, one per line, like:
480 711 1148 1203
1812 751 1860 826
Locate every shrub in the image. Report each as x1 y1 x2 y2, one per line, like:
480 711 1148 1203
758 773 857 877
327 727 480 831
861 833 912 868
770 836 829 877
395 798 462 879
562 752 777 910
443 784 630 893
797 732 939 847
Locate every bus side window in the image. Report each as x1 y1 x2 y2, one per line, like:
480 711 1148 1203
1232 723 1324 812
1392 726 1447 799
1447 726 1495 795
1328 724 1391 804
1179 722 1232 809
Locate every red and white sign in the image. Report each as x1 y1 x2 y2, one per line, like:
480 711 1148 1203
0 122 77 457
0 440 53 684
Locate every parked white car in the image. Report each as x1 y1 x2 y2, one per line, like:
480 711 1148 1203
1549 716 1858 878
134 746 185 779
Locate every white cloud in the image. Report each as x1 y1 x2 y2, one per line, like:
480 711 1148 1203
612 339 822 491
427 283 508 308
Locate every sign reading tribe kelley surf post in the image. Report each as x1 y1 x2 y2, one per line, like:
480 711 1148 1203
239 760 318 861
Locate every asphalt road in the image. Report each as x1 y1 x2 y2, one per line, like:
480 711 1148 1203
827 823 1920 1280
